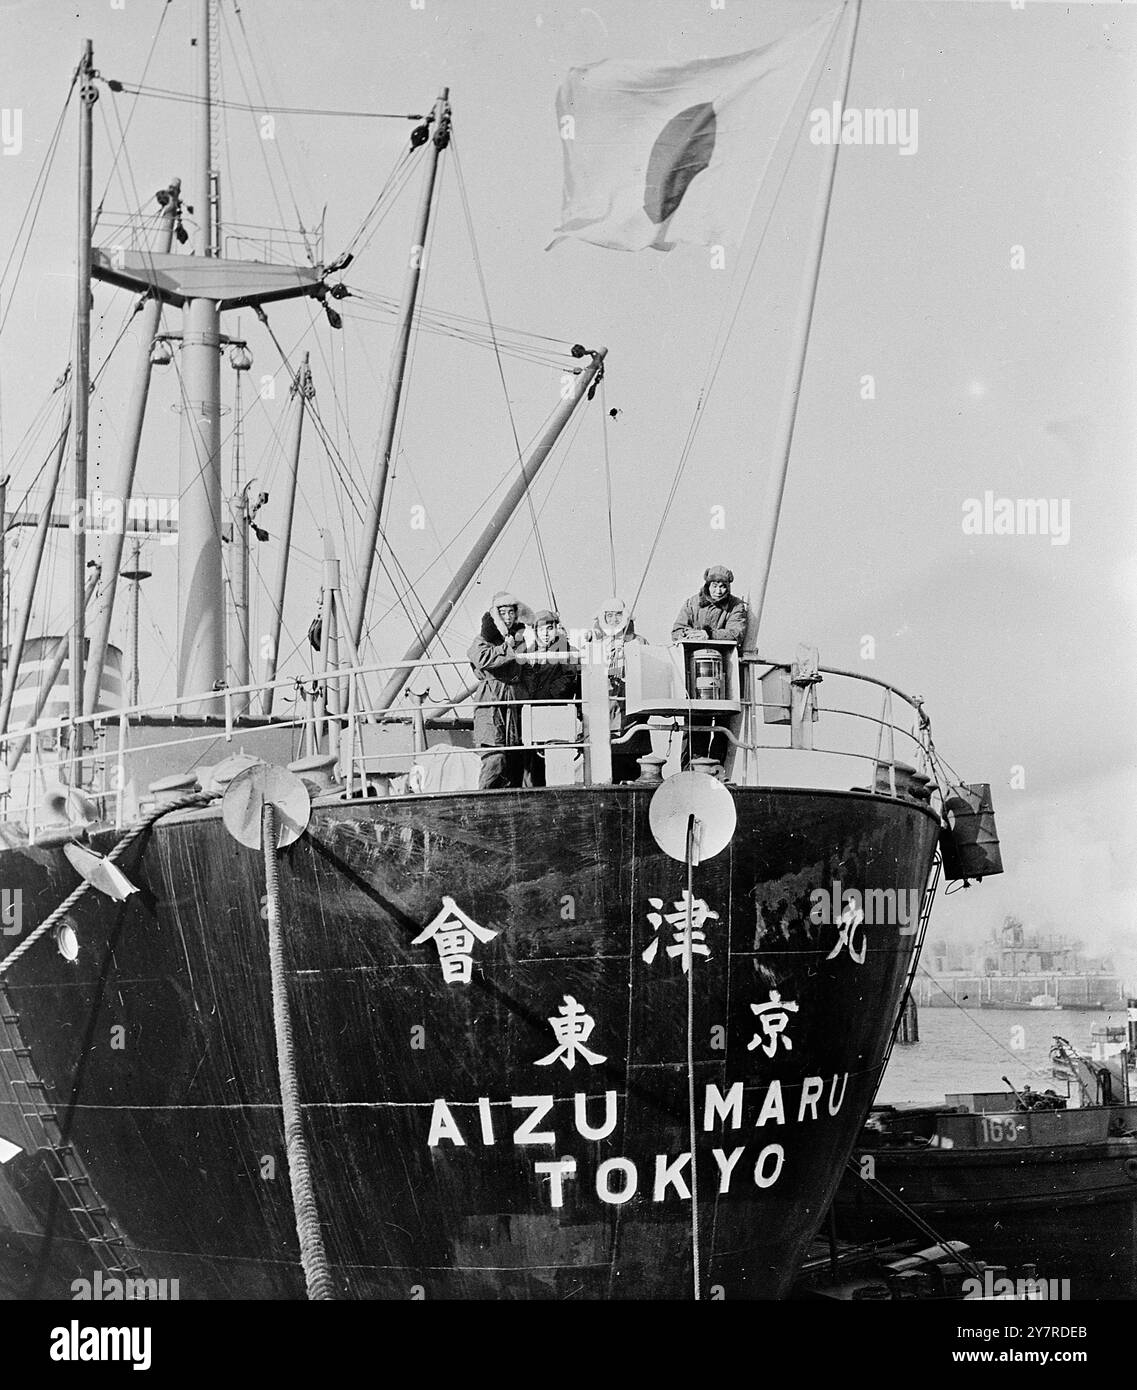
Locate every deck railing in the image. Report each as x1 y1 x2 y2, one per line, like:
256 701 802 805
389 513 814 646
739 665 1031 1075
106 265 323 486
0 649 942 843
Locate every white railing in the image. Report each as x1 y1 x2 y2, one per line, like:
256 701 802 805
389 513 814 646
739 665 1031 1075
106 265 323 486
0 649 941 841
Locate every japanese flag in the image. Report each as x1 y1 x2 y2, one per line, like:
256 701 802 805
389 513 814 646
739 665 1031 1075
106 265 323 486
549 8 841 253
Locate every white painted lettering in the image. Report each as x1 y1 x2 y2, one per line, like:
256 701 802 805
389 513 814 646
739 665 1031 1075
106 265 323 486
753 1143 785 1188
596 1157 638 1204
534 1157 577 1208
711 1146 746 1194
703 1081 743 1131
574 1090 618 1141
653 1152 692 1202
754 1080 786 1127
511 1095 556 1145
426 1099 466 1147
797 1076 824 1122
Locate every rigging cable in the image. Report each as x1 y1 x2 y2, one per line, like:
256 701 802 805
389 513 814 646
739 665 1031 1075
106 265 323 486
627 12 844 618
0 72 78 342
214 3 303 264
913 967 1055 1083
342 146 422 266
253 298 458 672
92 0 171 234
108 83 423 121
223 0 316 265
451 135 556 610
599 374 617 596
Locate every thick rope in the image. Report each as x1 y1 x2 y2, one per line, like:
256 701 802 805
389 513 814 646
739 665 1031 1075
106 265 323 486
262 802 335 1301
0 792 212 979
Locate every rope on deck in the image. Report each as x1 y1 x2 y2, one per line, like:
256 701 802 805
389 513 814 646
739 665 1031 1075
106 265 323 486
262 801 335 1301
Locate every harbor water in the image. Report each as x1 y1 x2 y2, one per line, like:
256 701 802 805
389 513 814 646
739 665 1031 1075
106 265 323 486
877 1005 1125 1105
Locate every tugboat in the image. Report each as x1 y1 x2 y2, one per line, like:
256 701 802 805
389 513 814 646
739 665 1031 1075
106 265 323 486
834 1054 1137 1298
0 0 1000 1299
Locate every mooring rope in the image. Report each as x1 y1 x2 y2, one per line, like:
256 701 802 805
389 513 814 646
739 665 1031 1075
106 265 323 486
0 792 212 978
261 802 335 1301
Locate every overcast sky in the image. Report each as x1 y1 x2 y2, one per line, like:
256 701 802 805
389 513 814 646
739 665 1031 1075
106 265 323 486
1 0 1134 970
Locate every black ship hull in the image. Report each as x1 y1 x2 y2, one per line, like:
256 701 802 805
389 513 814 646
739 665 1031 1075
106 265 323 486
0 784 938 1299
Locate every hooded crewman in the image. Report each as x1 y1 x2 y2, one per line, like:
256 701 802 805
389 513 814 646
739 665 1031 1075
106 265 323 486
590 597 651 783
468 591 533 789
672 565 747 645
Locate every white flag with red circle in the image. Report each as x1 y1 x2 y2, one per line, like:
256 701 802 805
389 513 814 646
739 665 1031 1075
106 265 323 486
549 9 841 253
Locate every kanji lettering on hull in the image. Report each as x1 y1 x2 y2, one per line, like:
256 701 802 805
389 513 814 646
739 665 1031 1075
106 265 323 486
411 896 498 984
747 990 799 1057
643 891 719 971
535 995 607 1070
826 898 867 965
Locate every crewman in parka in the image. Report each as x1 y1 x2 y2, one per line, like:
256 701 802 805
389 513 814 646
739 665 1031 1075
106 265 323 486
671 565 747 645
672 566 747 769
468 591 533 789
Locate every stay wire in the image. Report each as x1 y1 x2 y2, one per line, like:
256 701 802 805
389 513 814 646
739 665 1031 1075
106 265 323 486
93 0 171 233
225 1 316 264
111 82 422 121
0 72 78 342
251 308 442 663
342 144 419 262
913 967 1055 1082
627 12 844 618
599 375 617 596
451 135 556 610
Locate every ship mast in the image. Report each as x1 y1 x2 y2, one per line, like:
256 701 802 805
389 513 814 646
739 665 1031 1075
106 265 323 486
262 354 312 716
83 180 182 717
349 89 451 656
0 385 70 736
70 39 95 783
91 0 330 715
178 0 224 713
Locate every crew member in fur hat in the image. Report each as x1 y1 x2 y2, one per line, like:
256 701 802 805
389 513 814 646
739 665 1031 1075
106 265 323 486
468 591 532 789
672 566 747 770
671 565 747 644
